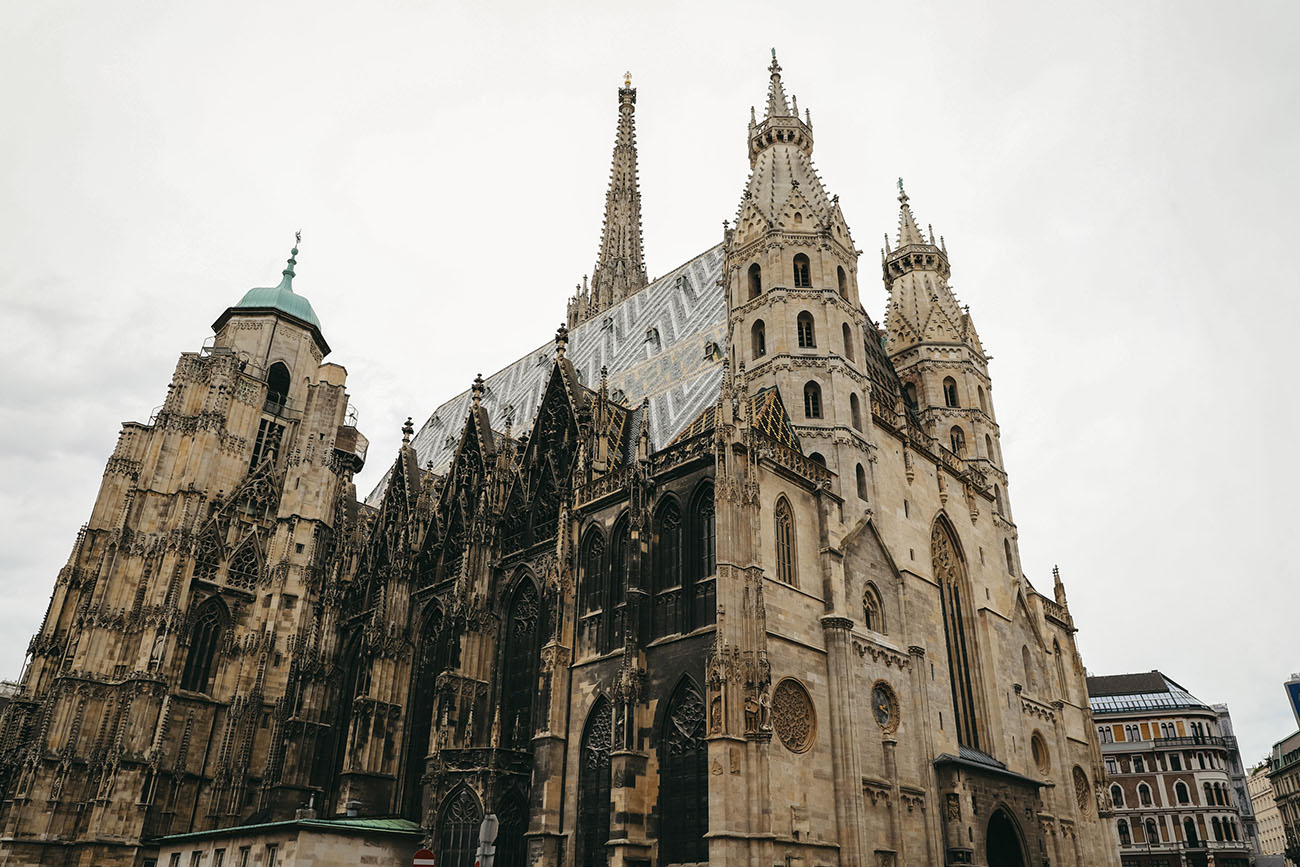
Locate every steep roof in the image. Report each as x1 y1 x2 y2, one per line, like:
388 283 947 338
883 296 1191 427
368 245 725 503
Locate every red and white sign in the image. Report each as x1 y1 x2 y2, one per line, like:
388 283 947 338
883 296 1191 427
413 849 436 867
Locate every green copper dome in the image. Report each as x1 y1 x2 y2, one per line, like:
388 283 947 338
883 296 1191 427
233 246 321 330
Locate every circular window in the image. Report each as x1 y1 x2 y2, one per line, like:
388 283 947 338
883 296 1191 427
771 678 816 754
1031 732 1050 773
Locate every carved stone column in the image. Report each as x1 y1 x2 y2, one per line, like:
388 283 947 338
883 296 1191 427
822 615 864 866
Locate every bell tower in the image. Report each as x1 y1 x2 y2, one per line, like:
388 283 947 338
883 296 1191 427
723 51 873 510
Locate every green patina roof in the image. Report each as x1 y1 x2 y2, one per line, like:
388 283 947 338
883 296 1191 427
233 246 321 330
153 815 423 844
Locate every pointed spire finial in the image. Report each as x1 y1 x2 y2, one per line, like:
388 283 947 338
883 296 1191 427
402 417 414 444
765 49 791 118
471 373 485 406
624 70 632 88
897 177 908 203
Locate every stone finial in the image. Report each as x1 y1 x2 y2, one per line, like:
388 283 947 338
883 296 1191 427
555 323 569 358
471 373 485 405
1053 564 1068 607
401 417 414 444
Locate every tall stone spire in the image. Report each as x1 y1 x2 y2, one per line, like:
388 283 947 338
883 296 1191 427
571 73 648 327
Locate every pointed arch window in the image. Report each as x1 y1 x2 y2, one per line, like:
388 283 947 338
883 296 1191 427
688 484 717 631
774 497 796 586
1112 785 1125 808
903 381 920 412
985 434 997 465
977 385 988 412
1118 819 1131 846
501 578 540 748
842 322 855 361
659 679 708 864
803 381 822 419
994 485 1004 516
652 500 684 638
856 463 868 501
402 603 445 819
943 376 960 408
227 543 260 590
1175 781 1190 804
1021 645 1034 692
933 519 981 749
863 582 884 633
495 789 529 867
747 263 762 299
578 528 606 652
194 527 221 581
752 319 766 359
796 311 816 348
1138 783 1153 806
266 361 291 413
850 393 862 431
793 253 812 288
1184 818 1199 846
837 265 848 298
577 698 613 867
605 518 629 653
180 598 228 693
436 788 483 867
949 426 966 457
1004 538 1015 574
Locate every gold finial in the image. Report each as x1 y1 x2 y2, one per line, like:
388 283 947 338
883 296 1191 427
624 70 632 88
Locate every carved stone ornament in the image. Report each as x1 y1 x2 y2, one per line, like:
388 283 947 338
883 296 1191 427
771 678 815 754
1072 766 1090 814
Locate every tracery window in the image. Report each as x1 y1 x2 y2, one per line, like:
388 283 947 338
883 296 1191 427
862 582 884 632
933 518 981 749
227 543 260 589
652 501 683 638
688 484 717 631
605 518 629 653
803 381 822 419
402 603 445 819
793 253 812 288
659 679 708 865
194 528 221 581
577 699 613 867
578 529 605 651
436 788 483 867
180 598 228 693
501 578 540 748
796 311 816 348
495 790 529 867
774 498 795 586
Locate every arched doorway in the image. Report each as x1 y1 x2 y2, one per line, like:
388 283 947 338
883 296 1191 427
987 807 1027 867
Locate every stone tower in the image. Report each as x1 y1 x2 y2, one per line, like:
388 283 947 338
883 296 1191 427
567 74 649 328
881 187 1019 571
723 50 873 512
0 242 368 866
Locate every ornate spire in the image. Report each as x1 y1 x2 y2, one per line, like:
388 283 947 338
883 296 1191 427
583 74 648 321
471 374 485 406
277 231 301 291
895 179 927 247
765 49 791 118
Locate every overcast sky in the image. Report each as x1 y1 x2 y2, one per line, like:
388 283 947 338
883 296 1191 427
2 1 1296 763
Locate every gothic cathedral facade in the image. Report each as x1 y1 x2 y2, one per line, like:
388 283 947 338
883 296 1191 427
0 57 1122 867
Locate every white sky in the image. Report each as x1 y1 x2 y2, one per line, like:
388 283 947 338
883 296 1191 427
2 1 1297 764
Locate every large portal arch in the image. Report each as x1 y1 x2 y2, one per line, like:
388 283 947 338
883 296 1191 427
986 806 1027 867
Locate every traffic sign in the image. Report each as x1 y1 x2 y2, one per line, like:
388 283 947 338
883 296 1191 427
413 848 436 867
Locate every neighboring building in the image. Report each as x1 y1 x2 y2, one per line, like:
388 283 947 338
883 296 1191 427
1216 704 1262 853
0 56 1123 867
1250 762 1286 857
1268 730 1300 866
1088 671 1256 867
154 814 422 867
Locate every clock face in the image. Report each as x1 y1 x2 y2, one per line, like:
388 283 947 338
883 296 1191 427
872 684 894 728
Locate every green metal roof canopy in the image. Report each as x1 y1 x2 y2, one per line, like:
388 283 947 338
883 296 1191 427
213 241 330 355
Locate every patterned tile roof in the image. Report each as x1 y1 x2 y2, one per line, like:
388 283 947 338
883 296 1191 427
368 245 725 503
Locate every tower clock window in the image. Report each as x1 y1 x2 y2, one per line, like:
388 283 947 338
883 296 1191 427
793 253 812 288
803 381 822 418
797 311 816 347
752 319 766 358
748 263 762 298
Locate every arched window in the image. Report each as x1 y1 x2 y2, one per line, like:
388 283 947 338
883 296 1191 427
863 582 884 632
1118 819 1131 845
849 393 862 431
985 434 996 465
1145 819 1160 845
658 678 708 865
809 452 826 467
1139 783 1152 806
193 527 221 581
793 253 812 288
501 578 540 748
1212 817 1223 841
1111 785 1125 808
942 376 959 407
774 498 795 586
837 265 848 298
842 322 855 361
605 517 629 653
752 319 766 358
577 698 613 867
1204 782 1213 806
933 518 981 749
994 485 1004 516
949 426 966 456
1032 732 1050 773
652 500 683 638
1004 538 1015 574
578 529 605 650
495 789 529 867
856 463 868 500
1175 781 1189 804
436 788 483 867
402 603 446 819
797 311 816 348
227 542 260 589
1134 755 1145 773
903 382 919 413
803 381 822 419
266 361 291 411
688 484 717 631
747 263 762 299
977 385 987 412
180 598 227 693
1184 818 1198 846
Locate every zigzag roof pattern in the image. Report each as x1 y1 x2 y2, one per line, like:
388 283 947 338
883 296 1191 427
367 245 725 504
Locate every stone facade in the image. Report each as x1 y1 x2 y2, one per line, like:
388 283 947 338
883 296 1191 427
1268 730 1300 866
0 56 1121 867
1250 762 1286 857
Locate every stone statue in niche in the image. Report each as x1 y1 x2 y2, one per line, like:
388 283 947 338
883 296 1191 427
744 693 759 734
758 684 772 731
709 695 723 734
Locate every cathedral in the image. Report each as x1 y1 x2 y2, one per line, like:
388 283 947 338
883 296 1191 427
0 56 1123 867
